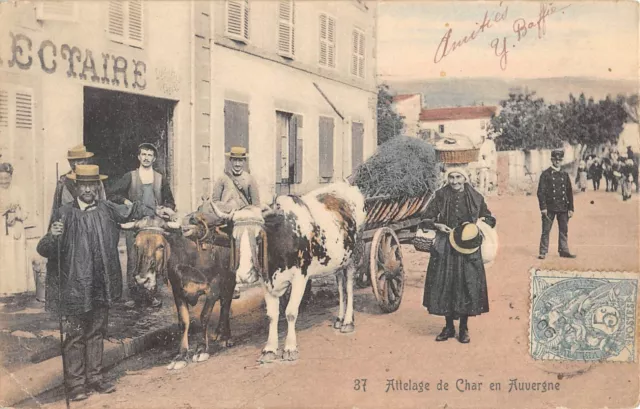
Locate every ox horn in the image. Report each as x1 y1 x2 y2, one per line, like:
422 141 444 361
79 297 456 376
166 221 181 230
209 202 232 220
182 224 197 237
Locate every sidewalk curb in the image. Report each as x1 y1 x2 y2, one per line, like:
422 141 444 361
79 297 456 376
0 286 266 408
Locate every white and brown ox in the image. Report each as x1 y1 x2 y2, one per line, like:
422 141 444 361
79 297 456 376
120 216 236 370
209 183 366 362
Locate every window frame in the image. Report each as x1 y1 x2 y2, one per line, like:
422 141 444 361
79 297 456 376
106 0 145 49
225 0 251 44
276 0 295 59
318 12 337 69
350 27 366 79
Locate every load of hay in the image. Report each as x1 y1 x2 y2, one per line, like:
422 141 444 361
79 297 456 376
353 136 440 199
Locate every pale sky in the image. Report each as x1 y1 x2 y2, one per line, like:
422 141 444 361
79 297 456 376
377 1 639 81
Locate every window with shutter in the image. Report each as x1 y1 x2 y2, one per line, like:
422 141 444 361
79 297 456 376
224 100 250 158
351 122 364 173
107 1 144 48
319 13 336 68
277 0 295 58
319 116 334 181
36 1 79 22
226 0 250 43
351 28 365 78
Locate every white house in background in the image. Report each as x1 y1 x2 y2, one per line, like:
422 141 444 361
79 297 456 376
419 106 498 146
617 122 640 154
392 93 422 137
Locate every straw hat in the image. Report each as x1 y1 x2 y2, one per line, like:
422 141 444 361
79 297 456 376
225 146 249 159
67 145 94 160
449 222 483 255
68 164 108 182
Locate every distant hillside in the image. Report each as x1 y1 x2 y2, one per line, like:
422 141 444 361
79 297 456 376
386 77 638 108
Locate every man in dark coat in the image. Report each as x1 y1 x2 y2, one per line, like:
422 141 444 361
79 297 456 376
588 158 603 191
106 143 175 308
37 165 155 401
536 149 576 259
421 167 496 344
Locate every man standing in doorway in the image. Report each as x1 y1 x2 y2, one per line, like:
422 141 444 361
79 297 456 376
49 145 105 228
107 143 176 308
537 149 576 260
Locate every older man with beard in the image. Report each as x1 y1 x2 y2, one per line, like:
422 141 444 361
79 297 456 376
37 165 155 401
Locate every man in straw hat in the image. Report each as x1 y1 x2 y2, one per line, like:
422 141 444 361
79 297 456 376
37 165 155 401
107 142 175 308
536 148 576 259
201 146 261 299
48 145 105 228
420 166 496 344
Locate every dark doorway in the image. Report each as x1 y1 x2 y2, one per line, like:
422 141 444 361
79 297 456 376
83 88 176 191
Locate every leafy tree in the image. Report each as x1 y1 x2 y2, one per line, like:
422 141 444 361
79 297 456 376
377 84 405 145
489 92 563 151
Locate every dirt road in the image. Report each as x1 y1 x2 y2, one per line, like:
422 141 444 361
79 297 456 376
23 192 640 409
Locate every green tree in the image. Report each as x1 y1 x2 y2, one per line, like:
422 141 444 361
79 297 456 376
377 84 405 145
489 92 563 151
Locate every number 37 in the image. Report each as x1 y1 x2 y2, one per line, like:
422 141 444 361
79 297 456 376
354 379 367 392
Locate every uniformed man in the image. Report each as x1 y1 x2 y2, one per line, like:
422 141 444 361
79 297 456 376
536 149 576 259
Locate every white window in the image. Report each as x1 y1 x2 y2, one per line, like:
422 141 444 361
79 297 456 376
351 28 365 78
36 1 78 22
277 0 295 58
319 13 336 68
226 0 250 43
107 1 144 48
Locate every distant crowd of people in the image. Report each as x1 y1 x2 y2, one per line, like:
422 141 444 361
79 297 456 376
575 146 639 201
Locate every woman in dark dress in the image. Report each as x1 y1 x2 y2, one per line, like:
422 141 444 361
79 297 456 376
421 167 496 344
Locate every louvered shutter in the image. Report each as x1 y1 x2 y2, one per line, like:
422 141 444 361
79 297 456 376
319 14 327 66
36 1 78 21
327 17 336 68
277 0 294 58
226 0 250 42
351 30 358 76
107 1 144 47
357 31 365 78
224 100 250 158
128 0 144 46
0 90 9 155
319 117 334 180
107 1 125 39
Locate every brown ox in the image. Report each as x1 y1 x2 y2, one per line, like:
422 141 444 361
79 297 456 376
121 216 235 370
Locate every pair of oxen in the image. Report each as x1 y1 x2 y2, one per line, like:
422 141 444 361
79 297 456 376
121 183 366 370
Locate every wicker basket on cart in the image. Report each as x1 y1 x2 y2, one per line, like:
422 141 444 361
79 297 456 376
436 149 480 164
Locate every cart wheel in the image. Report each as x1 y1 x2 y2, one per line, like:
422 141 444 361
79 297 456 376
369 227 405 313
355 242 371 289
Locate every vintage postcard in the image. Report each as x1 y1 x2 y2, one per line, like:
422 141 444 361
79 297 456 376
0 0 638 408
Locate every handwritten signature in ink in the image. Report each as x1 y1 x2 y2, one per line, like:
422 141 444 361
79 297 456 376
490 2 572 71
433 2 509 64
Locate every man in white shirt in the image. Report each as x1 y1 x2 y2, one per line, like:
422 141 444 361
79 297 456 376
107 143 176 308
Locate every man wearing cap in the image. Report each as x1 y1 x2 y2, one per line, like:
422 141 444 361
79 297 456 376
536 149 576 259
420 166 496 344
49 145 105 228
37 165 155 401
203 146 261 299
107 143 176 308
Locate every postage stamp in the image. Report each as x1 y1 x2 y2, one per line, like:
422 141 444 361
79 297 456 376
530 269 639 363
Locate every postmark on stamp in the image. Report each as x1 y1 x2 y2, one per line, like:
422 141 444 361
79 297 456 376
530 269 638 363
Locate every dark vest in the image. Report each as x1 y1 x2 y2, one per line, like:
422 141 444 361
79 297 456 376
128 169 162 204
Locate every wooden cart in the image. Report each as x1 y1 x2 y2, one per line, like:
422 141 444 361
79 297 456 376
354 191 433 313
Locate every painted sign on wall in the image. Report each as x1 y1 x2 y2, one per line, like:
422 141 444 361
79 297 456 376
1 32 147 90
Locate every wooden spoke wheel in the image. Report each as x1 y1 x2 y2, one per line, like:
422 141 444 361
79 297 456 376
369 227 405 313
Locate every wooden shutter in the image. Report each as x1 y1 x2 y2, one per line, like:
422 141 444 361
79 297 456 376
351 122 364 173
224 100 250 155
227 0 250 42
319 14 327 66
319 116 334 179
327 16 336 68
128 0 144 46
289 115 303 184
0 89 8 154
107 1 144 47
36 1 78 21
277 0 295 58
351 29 365 78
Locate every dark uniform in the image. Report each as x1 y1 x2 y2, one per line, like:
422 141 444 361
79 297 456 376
537 150 574 257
